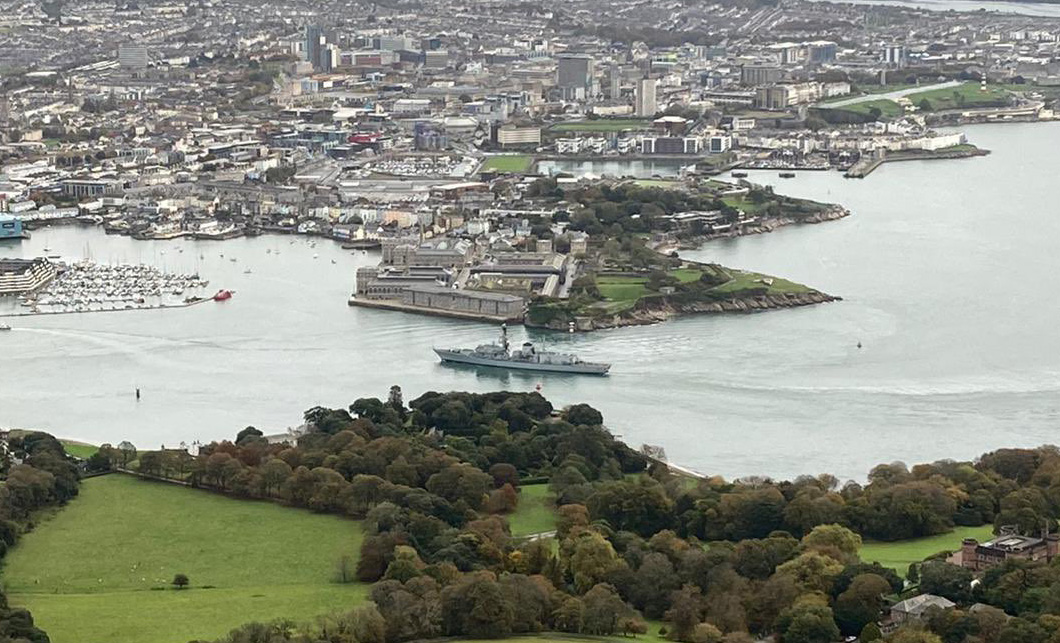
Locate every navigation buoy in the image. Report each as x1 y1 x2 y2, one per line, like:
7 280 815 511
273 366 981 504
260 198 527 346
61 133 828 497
136 388 141 400
857 341 862 349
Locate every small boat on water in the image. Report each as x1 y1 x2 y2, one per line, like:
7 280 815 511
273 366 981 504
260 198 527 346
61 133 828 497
213 290 233 302
779 172 796 178
0 323 11 331
731 171 748 178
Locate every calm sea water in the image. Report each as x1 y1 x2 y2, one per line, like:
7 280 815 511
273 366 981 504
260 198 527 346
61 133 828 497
3 122 1059 481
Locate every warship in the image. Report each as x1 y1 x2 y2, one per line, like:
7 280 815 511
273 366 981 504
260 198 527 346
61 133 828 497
434 324 610 375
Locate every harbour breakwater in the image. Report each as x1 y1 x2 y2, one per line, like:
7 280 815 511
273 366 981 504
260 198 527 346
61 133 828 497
844 146 989 178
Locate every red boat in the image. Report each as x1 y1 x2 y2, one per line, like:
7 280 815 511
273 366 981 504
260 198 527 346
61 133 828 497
213 289 233 301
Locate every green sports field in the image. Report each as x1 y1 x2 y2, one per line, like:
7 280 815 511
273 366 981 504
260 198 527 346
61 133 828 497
481 155 534 173
5 475 367 643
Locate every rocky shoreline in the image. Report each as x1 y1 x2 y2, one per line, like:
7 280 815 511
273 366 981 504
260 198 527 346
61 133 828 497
530 290 841 331
662 205 851 251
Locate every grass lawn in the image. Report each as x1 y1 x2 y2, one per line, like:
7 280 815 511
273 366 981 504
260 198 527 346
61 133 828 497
596 276 649 303
829 99 903 118
721 195 768 215
938 144 979 153
550 119 650 133
5 475 367 643
60 440 98 459
508 484 557 537
482 155 533 173
709 269 812 296
669 268 703 283
905 83 1010 111
859 524 995 577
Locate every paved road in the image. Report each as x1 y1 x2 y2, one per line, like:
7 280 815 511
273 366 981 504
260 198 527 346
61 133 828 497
820 80 964 108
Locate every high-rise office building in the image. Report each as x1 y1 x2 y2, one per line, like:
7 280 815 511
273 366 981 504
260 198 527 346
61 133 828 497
881 45 907 68
635 77 657 117
557 54 594 100
740 64 783 86
609 65 622 100
305 25 323 70
376 35 415 52
807 41 838 64
117 44 149 69
320 44 340 73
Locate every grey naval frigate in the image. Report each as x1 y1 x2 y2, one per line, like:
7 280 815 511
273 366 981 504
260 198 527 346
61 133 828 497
434 324 610 375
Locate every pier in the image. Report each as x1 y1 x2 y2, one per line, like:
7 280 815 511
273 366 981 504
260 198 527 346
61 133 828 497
0 297 213 319
4 260 217 318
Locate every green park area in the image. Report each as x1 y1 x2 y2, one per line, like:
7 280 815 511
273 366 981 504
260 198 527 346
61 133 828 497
481 154 534 173
859 524 995 577
905 82 1010 112
596 275 651 304
508 483 558 537
59 440 98 459
5 475 367 643
830 98 903 118
708 268 812 296
550 119 651 133
720 193 769 215
530 261 821 326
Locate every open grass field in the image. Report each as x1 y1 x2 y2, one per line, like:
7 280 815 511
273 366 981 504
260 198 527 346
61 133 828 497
830 99 903 118
721 195 768 215
550 119 651 133
709 269 812 296
5 475 367 643
859 524 995 577
905 83 1010 111
508 483 557 537
670 268 704 283
596 275 649 303
60 440 98 459
481 155 533 173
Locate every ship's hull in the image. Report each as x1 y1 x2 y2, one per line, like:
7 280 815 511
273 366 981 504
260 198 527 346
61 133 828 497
434 349 610 375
